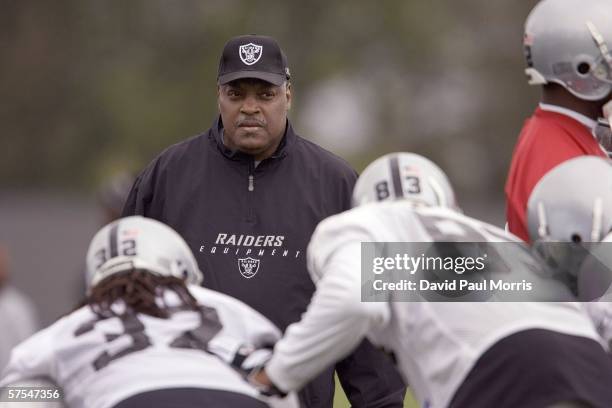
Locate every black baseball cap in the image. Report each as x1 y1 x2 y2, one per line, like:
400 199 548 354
217 35 291 86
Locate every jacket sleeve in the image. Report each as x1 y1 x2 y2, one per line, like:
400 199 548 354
340 167 358 212
121 158 163 217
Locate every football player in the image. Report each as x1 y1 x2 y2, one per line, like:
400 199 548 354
0 216 297 408
505 0 612 241
253 153 612 408
527 155 612 346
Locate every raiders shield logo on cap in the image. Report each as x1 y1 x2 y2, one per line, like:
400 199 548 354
239 43 263 66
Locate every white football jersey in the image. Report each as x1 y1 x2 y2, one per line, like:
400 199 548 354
0 285 295 408
266 202 601 408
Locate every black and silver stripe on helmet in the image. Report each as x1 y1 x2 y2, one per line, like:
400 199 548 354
108 221 120 258
389 154 404 199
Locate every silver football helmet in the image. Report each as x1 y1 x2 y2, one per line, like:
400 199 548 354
524 0 612 101
352 152 457 208
527 156 612 294
85 216 203 291
527 156 612 243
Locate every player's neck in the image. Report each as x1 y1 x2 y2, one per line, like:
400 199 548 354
541 87 603 120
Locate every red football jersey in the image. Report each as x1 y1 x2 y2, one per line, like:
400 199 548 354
505 107 606 241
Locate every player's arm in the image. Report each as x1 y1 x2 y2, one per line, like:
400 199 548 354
262 240 390 393
189 286 282 371
191 285 282 344
0 325 56 386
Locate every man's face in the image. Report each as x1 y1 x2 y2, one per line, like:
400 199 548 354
218 78 291 160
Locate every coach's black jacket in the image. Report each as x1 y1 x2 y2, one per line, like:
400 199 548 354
122 117 405 408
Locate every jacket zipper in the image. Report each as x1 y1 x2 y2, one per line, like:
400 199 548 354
247 160 255 222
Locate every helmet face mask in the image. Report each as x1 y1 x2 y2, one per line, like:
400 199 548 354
85 216 203 293
524 0 612 101
352 152 457 209
587 21 612 84
594 118 612 155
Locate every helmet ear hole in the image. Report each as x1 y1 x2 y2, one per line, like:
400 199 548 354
571 233 582 243
577 62 591 75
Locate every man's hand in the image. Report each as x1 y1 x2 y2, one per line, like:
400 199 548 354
251 367 273 388
247 366 286 397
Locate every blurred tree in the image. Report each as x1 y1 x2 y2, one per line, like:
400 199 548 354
0 0 539 220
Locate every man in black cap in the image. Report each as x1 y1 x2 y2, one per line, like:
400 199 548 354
215 35 295 164
122 34 405 407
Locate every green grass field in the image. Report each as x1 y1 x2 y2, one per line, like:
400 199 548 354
332 375 419 408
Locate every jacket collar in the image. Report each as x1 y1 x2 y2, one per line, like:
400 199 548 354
211 115 295 161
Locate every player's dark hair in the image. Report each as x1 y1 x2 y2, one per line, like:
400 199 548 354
85 269 200 319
